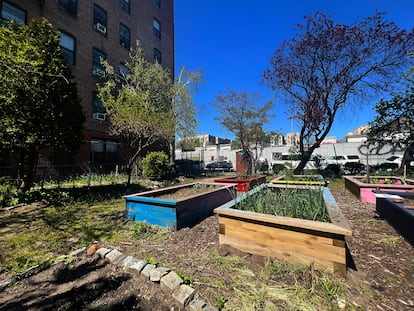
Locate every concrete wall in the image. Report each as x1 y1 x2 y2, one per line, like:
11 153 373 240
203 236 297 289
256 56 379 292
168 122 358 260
175 141 404 168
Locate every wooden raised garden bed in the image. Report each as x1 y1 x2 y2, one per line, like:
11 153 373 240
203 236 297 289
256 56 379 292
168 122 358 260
344 176 414 204
214 175 266 192
124 182 236 230
214 183 352 277
271 174 328 186
375 191 414 246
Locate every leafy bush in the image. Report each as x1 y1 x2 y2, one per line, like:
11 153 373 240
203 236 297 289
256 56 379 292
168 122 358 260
258 161 269 174
378 162 398 171
272 164 286 174
343 162 365 175
142 151 173 181
0 182 19 207
323 164 342 178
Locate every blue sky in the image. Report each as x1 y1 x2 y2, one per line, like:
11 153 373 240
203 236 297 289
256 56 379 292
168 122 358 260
174 0 414 140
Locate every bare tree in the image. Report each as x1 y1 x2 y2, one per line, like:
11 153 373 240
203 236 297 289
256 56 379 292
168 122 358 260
213 88 273 175
263 12 414 174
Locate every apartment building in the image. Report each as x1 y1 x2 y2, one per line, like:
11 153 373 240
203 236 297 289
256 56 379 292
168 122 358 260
0 0 174 170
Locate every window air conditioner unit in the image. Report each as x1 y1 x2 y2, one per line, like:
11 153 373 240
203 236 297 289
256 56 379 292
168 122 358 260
92 112 107 121
92 68 106 77
94 23 107 34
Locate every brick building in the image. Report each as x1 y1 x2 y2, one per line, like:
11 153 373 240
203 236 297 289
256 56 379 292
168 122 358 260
0 0 174 172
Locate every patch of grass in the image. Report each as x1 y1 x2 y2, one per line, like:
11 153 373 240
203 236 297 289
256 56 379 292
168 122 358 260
176 270 195 287
215 295 228 310
366 218 381 226
327 178 345 189
129 221 169 241
378 236 400 248
0 198 128 279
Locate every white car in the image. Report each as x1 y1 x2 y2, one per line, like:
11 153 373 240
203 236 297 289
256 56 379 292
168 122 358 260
325 155 360 167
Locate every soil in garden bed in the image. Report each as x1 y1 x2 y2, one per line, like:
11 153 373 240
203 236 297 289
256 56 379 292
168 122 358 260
154 183 222 200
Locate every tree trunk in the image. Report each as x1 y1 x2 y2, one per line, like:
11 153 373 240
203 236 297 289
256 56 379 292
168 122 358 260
293 150 313 175
20 148 39 193
400 143 414 174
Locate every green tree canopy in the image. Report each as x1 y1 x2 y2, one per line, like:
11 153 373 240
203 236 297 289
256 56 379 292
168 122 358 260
368 85 414 171
98 42 175 185
0 18 85 191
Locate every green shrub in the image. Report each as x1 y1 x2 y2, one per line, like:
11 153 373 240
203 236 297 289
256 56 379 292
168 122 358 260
142 151 173 181
0 182 19 207
323 164 342 178
344 162 365 175
272 164 285 174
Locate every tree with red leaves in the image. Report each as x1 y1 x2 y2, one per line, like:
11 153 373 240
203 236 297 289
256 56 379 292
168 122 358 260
263 12 414 174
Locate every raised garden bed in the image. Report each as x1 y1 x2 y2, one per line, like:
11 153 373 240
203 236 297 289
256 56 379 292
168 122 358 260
270 174 328 186
124 182 236 230
344 176 414 204
214 183 352 277
214 175 266 192
375 191 414 246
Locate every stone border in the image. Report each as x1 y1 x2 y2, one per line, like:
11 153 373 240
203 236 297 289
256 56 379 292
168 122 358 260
90 245 217 310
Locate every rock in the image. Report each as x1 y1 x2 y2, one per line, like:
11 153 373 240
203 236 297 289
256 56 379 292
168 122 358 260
160 271 182 293
105 249 126 265
141 264 156 278
172 284 195 308
124 258 147 275
69 247 86 258
149 267 170 282
95 247 111 258
117 255 135 267
187 295 206 311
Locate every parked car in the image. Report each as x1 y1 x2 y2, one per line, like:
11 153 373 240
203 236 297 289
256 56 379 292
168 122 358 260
325 155 360 167
205 161 233 172
385 155 402 166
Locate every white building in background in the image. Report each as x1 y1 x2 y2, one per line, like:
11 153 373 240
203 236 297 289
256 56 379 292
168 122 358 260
175 125 403 169
286 132 300 146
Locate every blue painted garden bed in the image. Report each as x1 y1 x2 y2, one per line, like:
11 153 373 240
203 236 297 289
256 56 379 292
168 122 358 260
124 182 236 230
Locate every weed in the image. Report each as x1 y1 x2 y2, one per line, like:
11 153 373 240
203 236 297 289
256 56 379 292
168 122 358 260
144 256 157 265
378 236 400 248
129 222 168 241
215 295 227 310
176 270 195 287
366 218 381 226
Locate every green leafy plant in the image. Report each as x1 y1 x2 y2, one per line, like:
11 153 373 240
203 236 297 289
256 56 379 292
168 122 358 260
176 270 195 287
142 151 173 181
236 187 329 222
215 295 228 310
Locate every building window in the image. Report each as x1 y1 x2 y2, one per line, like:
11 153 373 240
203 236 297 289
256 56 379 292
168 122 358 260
120 0 130 14
154 0 161 9
119 23 130 49
119 63 129 79
90 139 118 165
92 48 106 77
58 0 77 16
153 18 161 39
59 31 76 65
93 4 107 34
1 1 26 24
92 93 106 115
154 48 161 63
